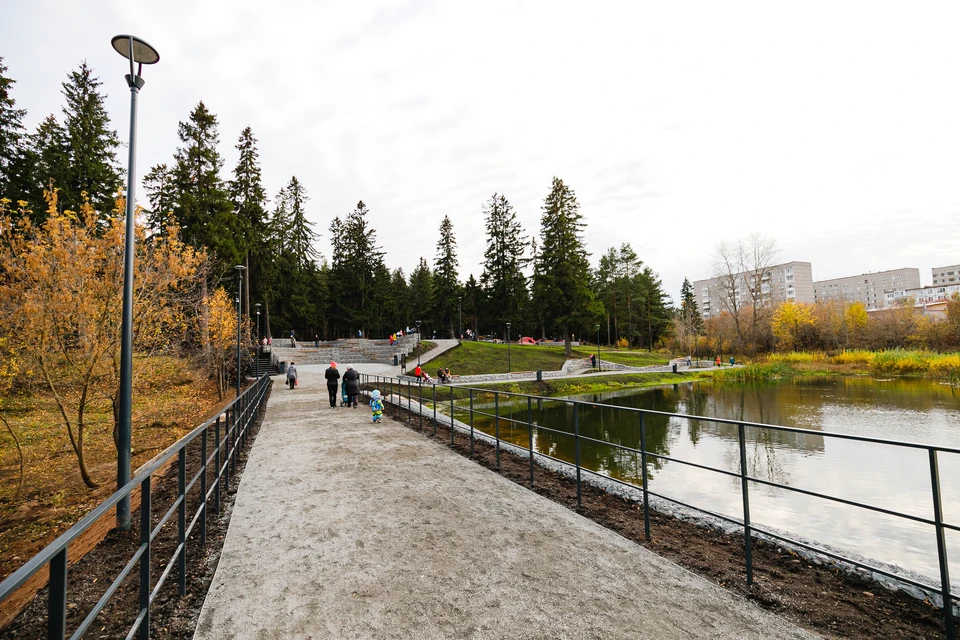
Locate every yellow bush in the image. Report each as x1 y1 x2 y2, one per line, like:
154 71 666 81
831 350 875 366
616 338 629 349
767 352 826 364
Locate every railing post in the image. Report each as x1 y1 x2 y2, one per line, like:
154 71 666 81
224 414 231 497
48 546 67 640
738 423 754 585
138 475 152 640
527 396 534 488
574 402 582 507
494 393 501 469
450 386 455 445
200 425 208 546
214 416 221 515
929 449 955 640
469 389 475 456
639 413 651 541
432 384 437 435
177 448 186 596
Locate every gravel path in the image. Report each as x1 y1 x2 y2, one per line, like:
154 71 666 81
193 370 817 639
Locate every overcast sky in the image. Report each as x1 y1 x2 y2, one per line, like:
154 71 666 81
3 1 960 301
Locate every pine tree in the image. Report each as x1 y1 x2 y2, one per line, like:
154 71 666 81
9 115 71 218
463 274 482 337
171 101 239 265
143 163 177 232
532 177 601 356
61 61 121 216
388 268 410 331
433 215 460 338
285 177 319 269
0 57 27 201
680 278 703 331
479 193 528 333
229 127 268 317
408 258 434 332
327 201 385 336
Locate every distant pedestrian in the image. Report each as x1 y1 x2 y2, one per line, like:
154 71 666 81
437 367 447 383
590 353 597 368
715 355 721 367
414 364 423 381
325 361 341 408
343 365 360 408
286 362 298 390
370 389 384 423
314 335 320 348
444 366 451 380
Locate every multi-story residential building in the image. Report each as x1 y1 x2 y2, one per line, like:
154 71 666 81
812 268 920 311
884 283 960 306
693 261 813 319
931 265 960 285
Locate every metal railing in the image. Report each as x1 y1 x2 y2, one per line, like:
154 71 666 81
0 374 271 639
361 373 958 639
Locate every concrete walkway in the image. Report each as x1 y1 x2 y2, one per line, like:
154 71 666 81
193 370 816 639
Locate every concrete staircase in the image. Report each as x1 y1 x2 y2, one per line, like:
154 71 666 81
268 335 420 366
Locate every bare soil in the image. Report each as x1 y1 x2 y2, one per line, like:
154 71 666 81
0 382 270 639
386 403 957 640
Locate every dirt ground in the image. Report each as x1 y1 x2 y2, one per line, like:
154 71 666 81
384 403 957 640
0 382 269 639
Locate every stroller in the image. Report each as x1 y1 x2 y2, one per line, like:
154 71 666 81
340 379 349 406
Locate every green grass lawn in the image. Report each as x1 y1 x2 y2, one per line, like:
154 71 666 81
426 341 669 376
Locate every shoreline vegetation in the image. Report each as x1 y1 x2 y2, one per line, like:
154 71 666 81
714 349 960 383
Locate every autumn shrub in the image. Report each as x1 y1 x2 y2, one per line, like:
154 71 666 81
616 338 629 349
767 351 827 364
831 350 875 366
712 362 793 382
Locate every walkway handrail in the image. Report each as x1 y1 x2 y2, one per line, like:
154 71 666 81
0 374 271 639
360 373 958 639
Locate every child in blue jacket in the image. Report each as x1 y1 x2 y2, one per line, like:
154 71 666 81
370 390 384 423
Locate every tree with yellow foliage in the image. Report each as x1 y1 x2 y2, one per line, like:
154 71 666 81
0 188 203 488
202 287 239 400
771 301 816 351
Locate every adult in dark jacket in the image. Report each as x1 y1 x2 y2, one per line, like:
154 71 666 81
342 365 360 408
324 362 341 408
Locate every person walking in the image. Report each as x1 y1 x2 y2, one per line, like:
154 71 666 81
343 365 360 408
325 361 341 408
286 362 298 390
370 389 384 423
414 364 423 381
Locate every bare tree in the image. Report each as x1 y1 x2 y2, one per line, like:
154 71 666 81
713 234 779 355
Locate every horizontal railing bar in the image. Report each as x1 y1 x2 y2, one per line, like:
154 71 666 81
0 380 264 601
752 523 955 598
124 607 148 640
151 495 184 544
746 475 937 526
150 542 183 602
637 450 742 479
426 380 960 455
68 542 147 640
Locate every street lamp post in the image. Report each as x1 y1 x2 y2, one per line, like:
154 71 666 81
506 322 511 373
255 303 261 378
112 34 160 531
458 296 462 341
415 320 422 367
235 265 246 397
595 324 601 372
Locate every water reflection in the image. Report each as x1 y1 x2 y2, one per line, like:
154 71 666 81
468 377 960 586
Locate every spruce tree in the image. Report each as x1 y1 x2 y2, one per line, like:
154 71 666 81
479 193 528 333
532 177 601 356
285 177 319 269
327 202 385 336
229 127 268 316
143 163 177 232
433 215 460 337
61 61 121 216
463 274 482 337
408 258 435 332
388 268 410 331
0 57 27 201
172 101 239 265
9 115 71 218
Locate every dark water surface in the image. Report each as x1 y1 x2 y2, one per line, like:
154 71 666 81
465 377 960 586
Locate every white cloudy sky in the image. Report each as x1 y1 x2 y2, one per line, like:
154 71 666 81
3 1 960 301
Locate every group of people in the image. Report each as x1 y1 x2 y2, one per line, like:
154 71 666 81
410 364 452 384
284 361 384 422
389 328 414 346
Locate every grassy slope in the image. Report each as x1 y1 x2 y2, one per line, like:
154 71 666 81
427 341 669 376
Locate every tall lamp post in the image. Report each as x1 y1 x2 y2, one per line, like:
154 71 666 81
254 303 261 378
112 34 159 531
235 265 246 396
595 324 601 372
415 320 422 367
506 322 511 373
458 296 462 340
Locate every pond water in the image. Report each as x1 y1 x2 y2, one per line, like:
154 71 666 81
465 376 960 587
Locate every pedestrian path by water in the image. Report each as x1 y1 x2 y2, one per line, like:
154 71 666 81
192 370 816 639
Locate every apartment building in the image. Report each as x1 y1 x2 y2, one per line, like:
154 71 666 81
812 268 920 311
885 282 960 306
931 265 960 285
693 261 813 319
